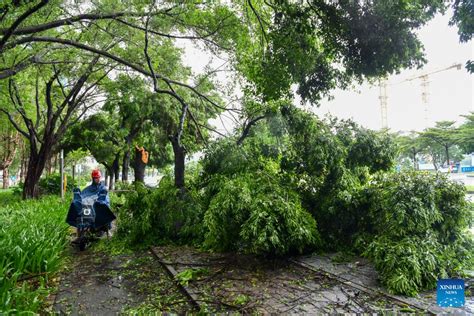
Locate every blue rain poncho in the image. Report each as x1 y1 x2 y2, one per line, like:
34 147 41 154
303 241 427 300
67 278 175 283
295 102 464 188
81 182 110 207
66 181 115 228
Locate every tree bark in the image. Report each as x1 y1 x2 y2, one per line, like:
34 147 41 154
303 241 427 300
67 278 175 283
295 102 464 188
113 154 120 185
132 146 146 183
431 152 439 171
109 174 114 190
106 166 114 190
170 137 186 191
445 145 450 166
122 149 130 182
122 127 141 182
2 167 9 189
20 154 27 182
104 169 108 187
23 149 49 199
237 116 266 146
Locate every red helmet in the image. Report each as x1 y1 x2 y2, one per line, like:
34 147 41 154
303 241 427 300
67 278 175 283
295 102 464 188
91 169 101 179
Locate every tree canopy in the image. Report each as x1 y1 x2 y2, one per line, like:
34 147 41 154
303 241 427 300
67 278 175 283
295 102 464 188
0 0 471 197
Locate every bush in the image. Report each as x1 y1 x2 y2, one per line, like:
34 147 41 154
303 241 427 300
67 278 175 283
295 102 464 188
280 108 396 250
363 172 473 296
365 234 446 296
38 173 76 195
116 178 203 246
203 170 320 256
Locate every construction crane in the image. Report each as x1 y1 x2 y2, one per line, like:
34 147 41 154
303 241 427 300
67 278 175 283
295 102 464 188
378 63 463 129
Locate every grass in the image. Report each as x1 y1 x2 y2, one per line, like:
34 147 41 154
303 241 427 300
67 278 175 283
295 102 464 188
0 190 70 313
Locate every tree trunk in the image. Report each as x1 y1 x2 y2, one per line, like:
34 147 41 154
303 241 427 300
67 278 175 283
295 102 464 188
445 145 450 166
431 153 439 171
104 169 108 187
23 151 49 199
0 132 20 188
132 147 146 183
46 157 52 175
72 164 75 181
106 166 114 190
113 154 120 185
170 137 186 191
122 149 130 182
2 167 9 189
109 174 114 190
20 155 27 182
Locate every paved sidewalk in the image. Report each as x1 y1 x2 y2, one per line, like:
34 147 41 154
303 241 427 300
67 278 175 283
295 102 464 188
296 253 473 315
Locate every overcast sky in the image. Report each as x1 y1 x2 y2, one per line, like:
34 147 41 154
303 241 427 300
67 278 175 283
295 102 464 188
181 9 473 134
312 11 473 132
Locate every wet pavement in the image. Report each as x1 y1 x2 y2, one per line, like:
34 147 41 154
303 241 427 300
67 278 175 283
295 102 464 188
52 247 192 315
153 246 432 314
296 253 474 315
51 243 473 314
53 250 142 315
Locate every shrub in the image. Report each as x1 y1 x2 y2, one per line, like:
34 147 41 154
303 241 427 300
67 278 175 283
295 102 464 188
280 108 397 250
365 234 446 296
363 172 473 296
38 173 76 195
202 160 320 256
116 178 203 246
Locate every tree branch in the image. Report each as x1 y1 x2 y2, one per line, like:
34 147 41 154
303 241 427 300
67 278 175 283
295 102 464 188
144 11 157 91
0 109 30 139
186 108 207 145
237 115 266 145
0 0 49 49
0 10 171 36
3 36 232 112
0 55 39 79
247 0 268 45
8 79 38 141
34 71 41 130
115 17 232 51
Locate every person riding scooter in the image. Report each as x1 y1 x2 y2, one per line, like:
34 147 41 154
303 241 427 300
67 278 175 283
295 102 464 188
66 169 116 248
83 169 110 206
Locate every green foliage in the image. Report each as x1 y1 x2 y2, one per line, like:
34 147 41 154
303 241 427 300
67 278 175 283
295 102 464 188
457 112 474 154
235 0 446 103
0 191 69 313
116 178 203 247
450 0 473 72
38 173 76 195
199 121 321 256
363 172 473 296
450 0 473 42
366 234 446 296
175 268 209 286
233 294 250 306
203 170 320 256
280 107 396 249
